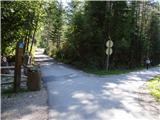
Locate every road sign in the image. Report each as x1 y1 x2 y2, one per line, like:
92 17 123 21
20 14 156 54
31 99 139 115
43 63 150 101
106 40 113 47
18 42 24 48
106 48 113 55
106 36 113 71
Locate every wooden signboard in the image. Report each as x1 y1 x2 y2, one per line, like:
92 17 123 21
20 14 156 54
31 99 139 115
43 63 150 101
14 41 24 92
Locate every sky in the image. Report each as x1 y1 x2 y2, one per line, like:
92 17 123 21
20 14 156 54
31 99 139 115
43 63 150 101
60 0 160 7
60 0 71 7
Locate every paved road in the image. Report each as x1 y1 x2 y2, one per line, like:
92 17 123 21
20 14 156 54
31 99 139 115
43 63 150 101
35 48 160 120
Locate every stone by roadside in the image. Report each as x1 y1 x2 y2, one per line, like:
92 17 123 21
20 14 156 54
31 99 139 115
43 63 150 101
1 85 48 120
138 84 160 120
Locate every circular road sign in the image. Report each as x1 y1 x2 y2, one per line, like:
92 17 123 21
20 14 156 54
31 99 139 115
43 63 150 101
106 48 113 55
106 40 113 47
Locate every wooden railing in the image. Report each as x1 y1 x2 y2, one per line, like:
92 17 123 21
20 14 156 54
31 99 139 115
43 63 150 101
1 65 29 85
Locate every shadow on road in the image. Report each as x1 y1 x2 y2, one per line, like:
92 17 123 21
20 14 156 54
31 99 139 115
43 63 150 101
36 48 160 120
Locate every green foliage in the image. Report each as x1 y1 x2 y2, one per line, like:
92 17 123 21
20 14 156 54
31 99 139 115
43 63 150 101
41 1 63 56
146 75 160 101
62 1 160 69
149 8 160 65
1 1 44 55
2 86 29 97
2 1 160 70
83 67 144 76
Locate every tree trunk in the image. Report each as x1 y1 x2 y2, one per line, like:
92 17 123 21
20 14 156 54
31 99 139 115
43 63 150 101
29 21 38 55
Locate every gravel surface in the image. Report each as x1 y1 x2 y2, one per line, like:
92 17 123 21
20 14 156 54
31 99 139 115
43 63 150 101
1 86 48 120
37 49 160 120
36 48 160 120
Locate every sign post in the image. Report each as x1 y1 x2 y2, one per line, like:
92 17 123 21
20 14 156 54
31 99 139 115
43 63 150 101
106 37 113 71
14 41 24 92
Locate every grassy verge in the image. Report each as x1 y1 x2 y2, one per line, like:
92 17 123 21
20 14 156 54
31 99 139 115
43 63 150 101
83 67 144 75
2 87 29 97
146 75 160 101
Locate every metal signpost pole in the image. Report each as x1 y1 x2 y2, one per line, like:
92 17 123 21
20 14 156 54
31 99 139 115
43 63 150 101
106 52 109 71
106 43 110 71
106 37 113 71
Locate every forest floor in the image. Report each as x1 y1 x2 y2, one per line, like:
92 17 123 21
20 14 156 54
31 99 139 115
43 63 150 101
36 48 160 120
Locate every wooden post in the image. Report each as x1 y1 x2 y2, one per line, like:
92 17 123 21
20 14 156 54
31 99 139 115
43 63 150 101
14 41 24 92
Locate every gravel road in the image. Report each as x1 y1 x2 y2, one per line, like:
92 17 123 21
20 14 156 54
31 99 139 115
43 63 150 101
36 48 160 120
1 86 48 120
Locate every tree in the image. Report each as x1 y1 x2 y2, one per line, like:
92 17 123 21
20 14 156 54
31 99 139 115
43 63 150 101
61 1 160 69
41 1 63 56
1 1 44 55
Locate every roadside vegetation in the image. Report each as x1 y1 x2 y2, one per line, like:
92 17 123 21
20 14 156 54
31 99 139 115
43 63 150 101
2 1 160 71
2 87 28 97
146 75 160 101
42 1 160 70
83 67 145 75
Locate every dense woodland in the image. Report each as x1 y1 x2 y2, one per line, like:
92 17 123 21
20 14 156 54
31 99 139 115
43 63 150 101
2 1 45 56
1 1 160 70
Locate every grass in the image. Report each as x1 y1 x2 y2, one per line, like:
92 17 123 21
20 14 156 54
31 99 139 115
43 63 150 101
2 87 29 97
146 75 160 101
83 67 144 76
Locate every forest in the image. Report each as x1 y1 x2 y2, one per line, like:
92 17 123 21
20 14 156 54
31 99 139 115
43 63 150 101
1 0 160 70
